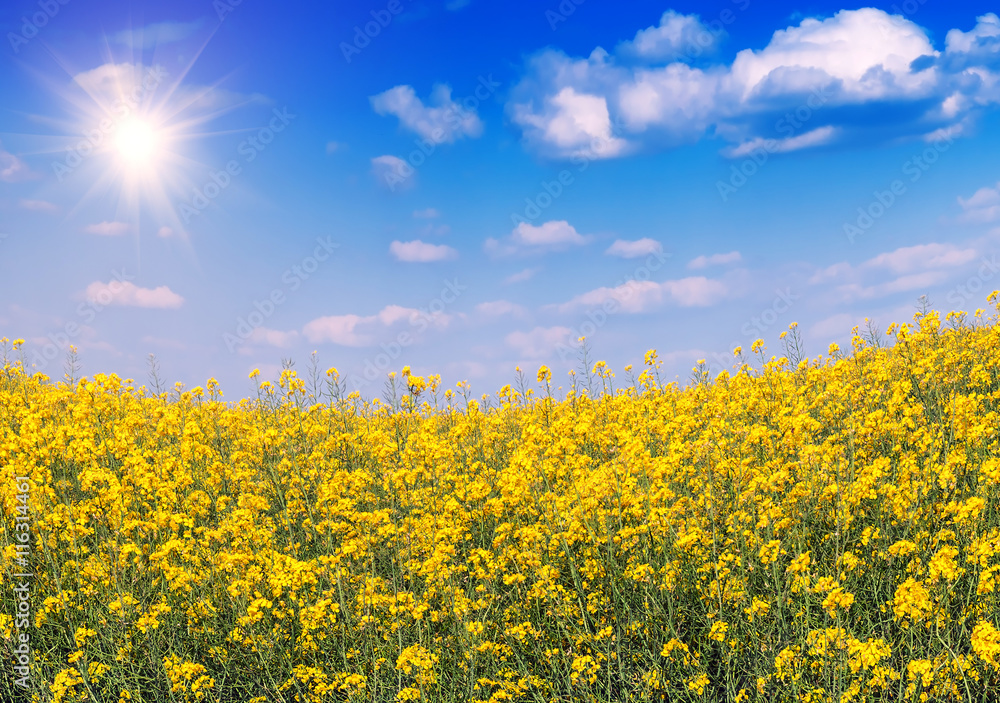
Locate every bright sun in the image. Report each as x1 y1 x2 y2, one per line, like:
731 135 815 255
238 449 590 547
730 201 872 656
47 56 246 238
115 119 161 170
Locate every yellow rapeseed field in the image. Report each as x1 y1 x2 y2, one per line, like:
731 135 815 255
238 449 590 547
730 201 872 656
2 302 1000 702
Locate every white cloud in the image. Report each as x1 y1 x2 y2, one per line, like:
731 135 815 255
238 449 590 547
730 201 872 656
509 9 1000 160
111 19 204 48
616 62 722 138
620 10 723 61
558 280 665 314
304 304 455 346
371 84 483 143
960 183 1000 209
371 155 415 191
959 181 1000 223
687 251 742 269
558 276 727 313
605 238 663 258
475 300 527 318
83 221 130 236
505 326 573 358
512 86 629 159
19 199 58 212
84 281 183 309
514 220 587 246
326 141 345 154
945 13 1000 55
727 9 936 103
413 208 440 219
486 220 589 257
0 142 31 182
390 239 458 262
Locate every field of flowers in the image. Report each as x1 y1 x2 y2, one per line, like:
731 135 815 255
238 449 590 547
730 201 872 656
2 303 1000 702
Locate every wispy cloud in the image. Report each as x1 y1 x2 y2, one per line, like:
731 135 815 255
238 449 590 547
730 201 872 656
475 300 527 318
809 241 980 300
725 127 839 158
504 267 540 284
864 242 977 274
0 142 32 182
111 19 205 49
419 223 450 237
141 335 187 351
83 221 130 236
302 315 373 347
84 281 184 309
371 155 415 190
687 251 742 269
958 180 1000 223
557 276 728 313
248 327 300 348
390 239 458 262
72 62 267 117
837 271 951 300
605 238 663 258
19 199 58 213
304 304 454 346
505 326 573 358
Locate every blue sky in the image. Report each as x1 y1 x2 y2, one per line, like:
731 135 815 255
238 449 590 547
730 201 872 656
2 0 1000 399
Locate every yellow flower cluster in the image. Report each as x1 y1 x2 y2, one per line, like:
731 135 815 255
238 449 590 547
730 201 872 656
1 304 1000 702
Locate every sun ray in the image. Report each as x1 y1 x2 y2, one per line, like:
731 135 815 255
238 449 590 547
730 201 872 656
2 19 267 276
